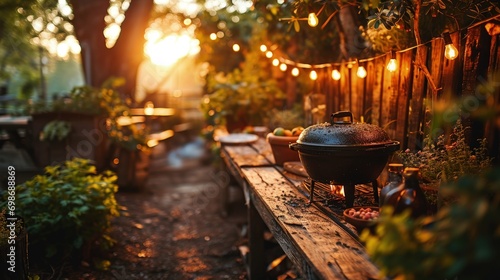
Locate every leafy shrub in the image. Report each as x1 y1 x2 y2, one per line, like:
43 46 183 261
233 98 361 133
361 166 500 280
40 120 72 141
0 209 24 247
1 158 120 260
397 119 492 184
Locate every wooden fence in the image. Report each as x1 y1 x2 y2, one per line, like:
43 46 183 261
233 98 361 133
312 17 500 161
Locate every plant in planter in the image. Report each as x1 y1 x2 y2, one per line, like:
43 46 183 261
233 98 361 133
29 79 149 171
39 120 72 142
0 158 120 265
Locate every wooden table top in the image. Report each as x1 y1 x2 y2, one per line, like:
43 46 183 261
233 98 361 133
221 137 381 279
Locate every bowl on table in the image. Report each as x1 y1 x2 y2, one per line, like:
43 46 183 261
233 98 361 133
343 206 380 231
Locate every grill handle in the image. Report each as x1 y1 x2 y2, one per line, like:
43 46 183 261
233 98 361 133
331 111 353 124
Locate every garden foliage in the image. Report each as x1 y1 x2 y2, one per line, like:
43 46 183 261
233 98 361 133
1 158 120 259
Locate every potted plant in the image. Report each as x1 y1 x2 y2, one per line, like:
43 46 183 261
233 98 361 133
29 79 150 176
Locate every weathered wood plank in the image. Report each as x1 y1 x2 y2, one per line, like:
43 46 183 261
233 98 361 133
381 54 397 139
250 137 275 163
350 64 362 120
241 167 380 280
395 51 413 147
486 30 500 160
441 32 460 97
364 59 376 123
371 57 384 126
462 28 482 96
223 143 272 167
340 64 351 111
407 46 428 150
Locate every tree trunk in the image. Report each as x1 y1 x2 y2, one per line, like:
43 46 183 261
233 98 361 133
336 5 365 59
69 0 154 101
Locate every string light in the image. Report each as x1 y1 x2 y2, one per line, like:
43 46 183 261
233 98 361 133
272 58 280 66
310 70 318 80
308 13 319 27
443 32 458 60
256 14 500 81
386 50 397 72
331 69 341 80
279 63 287 71
357 65 367 78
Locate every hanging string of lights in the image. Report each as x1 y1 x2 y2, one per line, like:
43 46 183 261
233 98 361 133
252 31 459 81
228 14 500 81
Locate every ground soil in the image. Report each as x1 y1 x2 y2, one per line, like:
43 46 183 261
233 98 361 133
30 141 252 280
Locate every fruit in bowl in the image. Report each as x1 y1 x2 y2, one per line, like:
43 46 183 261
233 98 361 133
266 126 304 165
343 206 379 231
272 126 304 136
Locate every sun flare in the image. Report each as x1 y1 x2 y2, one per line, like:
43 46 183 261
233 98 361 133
144 33 200 67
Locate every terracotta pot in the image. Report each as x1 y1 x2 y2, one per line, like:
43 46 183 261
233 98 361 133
266 133 299 166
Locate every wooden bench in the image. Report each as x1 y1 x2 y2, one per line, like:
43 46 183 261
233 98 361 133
220 138 381 279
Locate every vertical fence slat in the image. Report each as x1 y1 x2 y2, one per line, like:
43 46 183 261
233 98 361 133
395 51 413 147
364 60 376 123
486 33 500 160
350 66 362 120
441 32 460 97
462 28 482 96
381 54 399 139
407 46 428 150
371 58 384 126
340 64 350 111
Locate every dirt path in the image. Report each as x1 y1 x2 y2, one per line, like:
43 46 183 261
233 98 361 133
57 141 249 279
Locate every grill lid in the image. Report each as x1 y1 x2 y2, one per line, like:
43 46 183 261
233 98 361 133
297 111 391 147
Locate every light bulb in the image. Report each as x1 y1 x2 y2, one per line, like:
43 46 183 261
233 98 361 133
265 51 273 58
443 32 458 60
445 44 458 60
260 44 267 52
144 101 154 115
387 59 397 72
291 67 299 76
272 58 279 66
331 69 341 80
308 13 318 27
309 70 318 80
232 44 240 52
357 66 367 78
279 63 287 71
386 50 397 72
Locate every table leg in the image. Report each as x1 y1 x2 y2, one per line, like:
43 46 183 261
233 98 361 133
248 198 266 280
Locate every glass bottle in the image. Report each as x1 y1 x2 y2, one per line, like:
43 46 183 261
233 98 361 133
379 163 404 207
389 167 429 218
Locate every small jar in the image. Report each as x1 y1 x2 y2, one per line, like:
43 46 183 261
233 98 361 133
387 167 429 218
379 163 404 207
